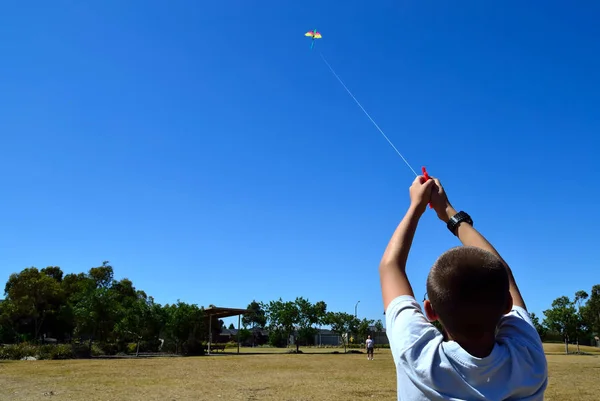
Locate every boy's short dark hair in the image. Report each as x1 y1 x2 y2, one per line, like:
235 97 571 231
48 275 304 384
426 246 510 339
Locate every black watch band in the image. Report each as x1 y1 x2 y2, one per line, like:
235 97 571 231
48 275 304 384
447 211 473 236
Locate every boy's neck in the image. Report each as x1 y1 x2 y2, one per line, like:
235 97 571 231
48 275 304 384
445 332 496 358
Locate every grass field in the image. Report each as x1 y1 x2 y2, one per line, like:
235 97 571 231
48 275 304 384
1 344 598 400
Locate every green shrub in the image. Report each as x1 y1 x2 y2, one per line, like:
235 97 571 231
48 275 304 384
122 340 159 353
72 343 91 358
90 343 103 357
37 345 55 360
22 343 38 359
98 342 119 355
119 340 162 354
0 344 15 359
160 339 178 354
0 343 75 360
52 344 74 359
141 340 161 353
268 330 287 348
182 339 205 356
0 343 38 360
127 343 138 354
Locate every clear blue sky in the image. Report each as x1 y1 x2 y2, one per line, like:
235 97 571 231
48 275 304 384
1 1 599 328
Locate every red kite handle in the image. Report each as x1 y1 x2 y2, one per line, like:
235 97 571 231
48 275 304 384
422 167 433 209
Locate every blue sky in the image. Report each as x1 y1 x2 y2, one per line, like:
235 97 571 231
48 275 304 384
1 1 599 328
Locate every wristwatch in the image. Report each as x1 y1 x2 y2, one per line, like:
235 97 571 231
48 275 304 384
447 211 473 236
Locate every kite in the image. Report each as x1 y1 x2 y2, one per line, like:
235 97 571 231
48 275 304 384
305 29 322 49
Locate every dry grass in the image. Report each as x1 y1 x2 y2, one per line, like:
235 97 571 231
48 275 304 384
0 344 598 400
543 343 600 355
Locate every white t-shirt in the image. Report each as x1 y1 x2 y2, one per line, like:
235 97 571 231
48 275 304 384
385 295 548 401
366 339 374 348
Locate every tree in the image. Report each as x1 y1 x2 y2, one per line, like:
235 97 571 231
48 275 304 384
574 290 589 352
147 300 168 342
237 328 252 344
543 296 577 354
3 267 63 342
115 292 164 356
62 273 92 300
0 262 208 356
228 323 235 330
115 294 148 356
88 261 114 289
529 312 547 341
324 312 356 353
60 272 94 341
243 300 267 328
356 318 375 345
112 278 138 306
68 262 127 348
73 286 121 348
41 267 64 283
57 273 93 340
583 285 600 338
243 300 267 347
264 299 299 348
206 305 225 344
372 319 385 346
163 301 205 355
295 297 327 352
0 299 20 343
314 301 327 324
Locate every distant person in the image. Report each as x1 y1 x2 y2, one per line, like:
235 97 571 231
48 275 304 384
378 175 548 400
366 335 374 360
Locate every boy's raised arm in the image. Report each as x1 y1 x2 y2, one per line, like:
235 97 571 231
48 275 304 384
379 176 434 311
429 178 527 310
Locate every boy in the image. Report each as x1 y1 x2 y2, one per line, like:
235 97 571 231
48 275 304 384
366 335 374 360
379 175 548 400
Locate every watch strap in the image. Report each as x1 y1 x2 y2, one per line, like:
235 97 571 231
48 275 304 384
447 211 473 236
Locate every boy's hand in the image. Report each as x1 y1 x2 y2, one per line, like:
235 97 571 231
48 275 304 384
429 177 456 222
409 175 435 215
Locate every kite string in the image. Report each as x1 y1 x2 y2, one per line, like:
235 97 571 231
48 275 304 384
319 52 419 177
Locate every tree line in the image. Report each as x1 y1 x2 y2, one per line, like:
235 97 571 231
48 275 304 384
1 263 598 357
531 286 600 353
0 262 214 356
0 263 382 356
240 299 383 353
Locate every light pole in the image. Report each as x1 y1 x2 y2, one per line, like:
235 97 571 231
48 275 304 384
355 300 360 317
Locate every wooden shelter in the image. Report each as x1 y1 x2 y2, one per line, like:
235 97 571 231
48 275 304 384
204 306 249 355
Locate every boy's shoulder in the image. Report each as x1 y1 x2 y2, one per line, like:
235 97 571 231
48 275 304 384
384 295 545 352
385 295 548 400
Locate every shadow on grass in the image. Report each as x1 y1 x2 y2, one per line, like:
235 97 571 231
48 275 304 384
545 352 599 357
208 349 366 356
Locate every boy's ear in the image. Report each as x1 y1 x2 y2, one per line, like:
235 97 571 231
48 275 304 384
424 300 439 321
504 292 514 314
